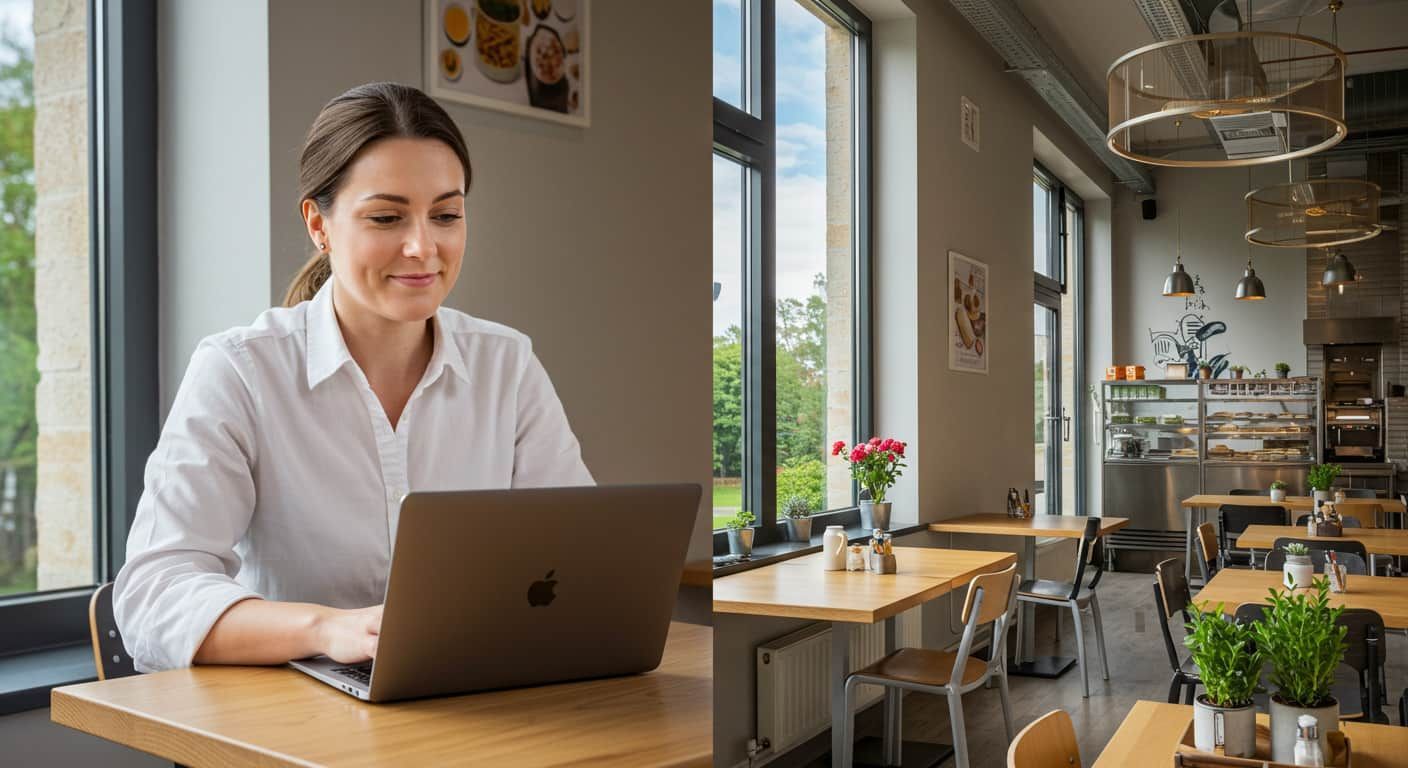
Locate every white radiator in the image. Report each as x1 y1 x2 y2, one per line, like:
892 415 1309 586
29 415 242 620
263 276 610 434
755 606 923 761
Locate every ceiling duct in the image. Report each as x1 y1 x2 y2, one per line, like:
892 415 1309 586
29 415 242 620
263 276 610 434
945 0 1156 193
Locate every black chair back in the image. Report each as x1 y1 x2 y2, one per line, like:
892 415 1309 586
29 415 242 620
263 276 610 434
1263 549 1369 575
89 582 138 681
1228 488 1270 496
1219 504 1288 565
1295 514 1363 528
1069 517 1104 600
1153 558 1191 675
1271 536 1368 561
1342 489 1377 499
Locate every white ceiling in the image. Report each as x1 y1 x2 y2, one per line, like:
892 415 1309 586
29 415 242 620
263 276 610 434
1014 0 1408 104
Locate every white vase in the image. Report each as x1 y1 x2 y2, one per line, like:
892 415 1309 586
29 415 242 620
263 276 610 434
821 525 847 571
1283 555 1313 590
1193 696 1257 758
1270 488 1286 502
1270 695 1337 763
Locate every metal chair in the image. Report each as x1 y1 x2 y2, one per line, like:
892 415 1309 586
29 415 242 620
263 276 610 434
1195 522 1219 583
1228 488 1270 496
1233 604 1383 721
89 582 138 681
1014 516 1109 698
1006 709 1081 768
842 565 1019 768
1153 557 1200 704
1263 548 1368 575
1218 504 1287 567
1271 536 1369 565
1341 488 1378 499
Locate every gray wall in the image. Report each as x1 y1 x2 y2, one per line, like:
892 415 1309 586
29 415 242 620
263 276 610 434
713 0 1117 762
1112 167 1307 377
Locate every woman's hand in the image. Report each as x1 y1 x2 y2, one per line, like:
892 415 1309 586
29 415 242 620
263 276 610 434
316 604 384 663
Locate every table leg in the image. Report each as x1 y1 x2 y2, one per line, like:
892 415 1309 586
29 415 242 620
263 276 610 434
1185 505 1197 584
832 622 850 768
1009 535 1077 679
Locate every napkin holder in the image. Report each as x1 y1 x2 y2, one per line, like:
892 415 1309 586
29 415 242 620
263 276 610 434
869 552 897 574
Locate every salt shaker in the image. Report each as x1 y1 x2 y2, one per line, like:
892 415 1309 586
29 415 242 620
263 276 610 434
1293 714 1323 767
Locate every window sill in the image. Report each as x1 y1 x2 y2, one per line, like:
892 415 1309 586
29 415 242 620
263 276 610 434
0 643 95 716
712 522 928 577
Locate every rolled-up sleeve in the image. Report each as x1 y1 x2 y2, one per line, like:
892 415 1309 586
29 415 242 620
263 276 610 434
113 338 263 672
511 349 594 488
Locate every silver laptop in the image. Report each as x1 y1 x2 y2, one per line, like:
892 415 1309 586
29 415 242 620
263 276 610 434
289 483 700 702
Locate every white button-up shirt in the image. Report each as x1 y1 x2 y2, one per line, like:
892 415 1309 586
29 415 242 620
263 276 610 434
114 282 593 672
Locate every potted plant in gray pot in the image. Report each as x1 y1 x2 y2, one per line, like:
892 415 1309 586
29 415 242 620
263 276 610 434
1269 479 1287 503
1275 361 1292 378
1250 578 1347 762
832 437 907 531
781 495 814 543
725 510 755 556
1307 463 1341 504
1184 603 1262 757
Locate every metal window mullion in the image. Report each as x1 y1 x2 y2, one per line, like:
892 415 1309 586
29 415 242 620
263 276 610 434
749 0 776 529
852 27 872 510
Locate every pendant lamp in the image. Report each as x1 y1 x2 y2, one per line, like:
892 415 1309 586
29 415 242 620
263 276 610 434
1234 256 1266 300
1163 209 1195 297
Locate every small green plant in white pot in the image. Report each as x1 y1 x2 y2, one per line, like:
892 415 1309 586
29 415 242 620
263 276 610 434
1269 480 1288 503
781 495 814 543
1281 542 1313 590
1251 578 1346 762
725 510 756 556
1307 463 1342 503
1185 604 1263 757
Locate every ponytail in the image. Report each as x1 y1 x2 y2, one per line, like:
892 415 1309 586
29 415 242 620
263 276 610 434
283 251 332 307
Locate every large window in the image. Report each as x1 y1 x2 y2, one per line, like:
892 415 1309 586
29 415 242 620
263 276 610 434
1032 164 1084 517
0 0 157 658
712 0 870 532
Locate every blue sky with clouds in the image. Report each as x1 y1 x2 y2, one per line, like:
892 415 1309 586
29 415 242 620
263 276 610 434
713 0 838 337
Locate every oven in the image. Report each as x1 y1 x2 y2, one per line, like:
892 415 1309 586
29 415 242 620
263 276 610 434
1325 402 1384 463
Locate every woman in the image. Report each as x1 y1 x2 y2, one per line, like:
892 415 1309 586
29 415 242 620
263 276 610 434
114 82 593 672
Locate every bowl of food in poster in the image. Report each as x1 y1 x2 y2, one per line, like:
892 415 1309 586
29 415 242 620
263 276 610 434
440 48 463 82
443 2 471 46
530 0 551 20
525 25 569 112
553 0 576 22
474 0 523 83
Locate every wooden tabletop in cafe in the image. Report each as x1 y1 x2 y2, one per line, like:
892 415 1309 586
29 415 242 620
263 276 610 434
1094 700 1408 767
1182 494 1407 514
1236 524 1408 556
1194 568 1408 630
712 547 1016 624
50 621 711 768
927 514 1130 538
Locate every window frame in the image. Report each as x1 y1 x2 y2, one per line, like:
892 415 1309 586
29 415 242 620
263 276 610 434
0 0 159 657
712 0 872 534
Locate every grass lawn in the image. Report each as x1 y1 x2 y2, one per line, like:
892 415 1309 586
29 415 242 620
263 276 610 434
712 479 742 530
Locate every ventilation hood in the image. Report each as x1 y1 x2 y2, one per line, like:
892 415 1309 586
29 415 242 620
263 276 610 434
1302 316 1397 345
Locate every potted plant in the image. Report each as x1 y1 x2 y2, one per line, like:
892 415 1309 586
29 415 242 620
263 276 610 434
1229 365 1247 380
1253 368 1268 379
1307 463 1341 503
781 495 814 543
1197 359 1213 379
1184 604 1262 757
1280 542 1313 590
1269 480 1288 503
725 510 755 556
1250 578 1346 762
832 437 907 531
1275 361 1291 378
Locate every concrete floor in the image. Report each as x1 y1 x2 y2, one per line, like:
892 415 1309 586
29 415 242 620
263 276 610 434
805 569 1408 767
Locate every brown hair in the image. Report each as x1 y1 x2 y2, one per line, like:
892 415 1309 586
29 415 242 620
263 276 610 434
284 82 473 307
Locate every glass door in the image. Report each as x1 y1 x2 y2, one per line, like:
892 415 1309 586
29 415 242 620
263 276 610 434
1034 303 1062 514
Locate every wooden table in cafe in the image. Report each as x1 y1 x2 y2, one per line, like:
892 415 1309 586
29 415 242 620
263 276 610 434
1194 567 1408 629
50 621 711 768
1237 524 1408 572
713 546 1016 768
1181 494 1408 583
926 514 1129 678
1094 700 1408 767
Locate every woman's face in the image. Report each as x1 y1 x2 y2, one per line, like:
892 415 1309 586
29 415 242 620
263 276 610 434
305 137 467 326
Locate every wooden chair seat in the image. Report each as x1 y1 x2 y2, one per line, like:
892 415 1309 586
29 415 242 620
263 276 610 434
854 647 988 688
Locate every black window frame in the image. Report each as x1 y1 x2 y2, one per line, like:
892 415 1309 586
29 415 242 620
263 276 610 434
0 0 158 657
712 0 873 535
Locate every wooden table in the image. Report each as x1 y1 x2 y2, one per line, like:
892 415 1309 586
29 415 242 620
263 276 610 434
51 621 711 768
1183 495 1408 582
714 546 1016 768
1094 700 1408 767
1194 568 1408 629
927 515 1129 678
1236 524 1408 572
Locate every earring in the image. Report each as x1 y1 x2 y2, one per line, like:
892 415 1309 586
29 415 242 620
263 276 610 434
317 240 327 251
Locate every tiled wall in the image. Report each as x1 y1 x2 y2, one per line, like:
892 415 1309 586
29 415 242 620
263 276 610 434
1304 150 1407 489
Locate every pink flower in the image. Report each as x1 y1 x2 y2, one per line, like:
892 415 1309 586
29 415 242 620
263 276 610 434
895 442 906 457
879 438 895 451
831 440 846 456
868 437 882 446
849 447 866 463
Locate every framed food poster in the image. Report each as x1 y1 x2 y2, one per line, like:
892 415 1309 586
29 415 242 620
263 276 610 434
948 250 988 374
425 0 590 127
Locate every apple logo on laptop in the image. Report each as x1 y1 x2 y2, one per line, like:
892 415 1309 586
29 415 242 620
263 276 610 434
527 570 558 607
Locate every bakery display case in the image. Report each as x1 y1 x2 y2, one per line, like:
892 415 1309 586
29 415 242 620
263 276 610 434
1201 377 1321 494
1100 380 1201 462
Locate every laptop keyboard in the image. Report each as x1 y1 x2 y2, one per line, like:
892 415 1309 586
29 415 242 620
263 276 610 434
332 662 373 685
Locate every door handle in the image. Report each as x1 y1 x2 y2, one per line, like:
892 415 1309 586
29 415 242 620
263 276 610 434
1062 408 1072 442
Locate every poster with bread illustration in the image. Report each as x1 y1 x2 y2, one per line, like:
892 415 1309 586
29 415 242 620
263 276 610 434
949 250 988 374
426 0 589 127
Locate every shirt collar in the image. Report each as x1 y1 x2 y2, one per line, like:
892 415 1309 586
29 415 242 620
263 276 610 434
305 280 471 390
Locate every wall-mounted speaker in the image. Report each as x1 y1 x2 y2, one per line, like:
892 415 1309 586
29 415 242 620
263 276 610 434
1142 199 1157 220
